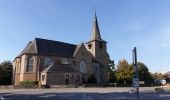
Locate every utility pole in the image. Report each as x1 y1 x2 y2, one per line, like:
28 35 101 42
132 47 139 100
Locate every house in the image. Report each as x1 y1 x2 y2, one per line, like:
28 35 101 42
13 14 110 86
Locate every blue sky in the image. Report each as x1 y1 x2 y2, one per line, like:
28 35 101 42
0 0 170 72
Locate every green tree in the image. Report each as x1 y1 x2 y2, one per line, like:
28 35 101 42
137 62 154 83
116 59 133 85
152 72 164 80
108 59 117 83
0 61 13 85
109 70 117 83
163 71 170 82
108 60 115 71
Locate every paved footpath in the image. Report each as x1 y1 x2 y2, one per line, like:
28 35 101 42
0 87 170 100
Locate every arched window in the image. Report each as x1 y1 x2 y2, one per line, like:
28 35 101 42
80 61 86 73
44 57 53 68
26 56 34 72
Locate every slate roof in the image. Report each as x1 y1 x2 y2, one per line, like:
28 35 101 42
73 43 83 57
86 14 106 44
17 38 77 58
90 13 106 43
18 40 37 57
41 63 79 73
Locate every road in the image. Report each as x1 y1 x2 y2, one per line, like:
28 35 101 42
0 87 170 100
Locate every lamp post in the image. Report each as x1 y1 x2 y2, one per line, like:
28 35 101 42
132 47 139 100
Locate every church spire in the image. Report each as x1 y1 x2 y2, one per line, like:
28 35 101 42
91 13 102 40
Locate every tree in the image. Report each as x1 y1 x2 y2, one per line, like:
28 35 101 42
163 71 170 82
137 62 154 83
109 70 117 83
108 59 117 83
0 61 13 85
152 72 163 80
116 59 133 85
108 60 115 71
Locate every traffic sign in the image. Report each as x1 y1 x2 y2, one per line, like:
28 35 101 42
133 77 139 87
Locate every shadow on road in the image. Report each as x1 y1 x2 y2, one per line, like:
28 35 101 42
1 91 170 100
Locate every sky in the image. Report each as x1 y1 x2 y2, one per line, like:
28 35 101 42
0 0 170 72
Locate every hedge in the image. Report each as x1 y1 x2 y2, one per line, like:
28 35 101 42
19 81 39 88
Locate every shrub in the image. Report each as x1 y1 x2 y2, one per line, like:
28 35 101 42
87 74 97 83
19 81 39 88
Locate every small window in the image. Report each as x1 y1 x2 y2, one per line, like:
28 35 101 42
99 42 103 49
65 75 69 79
44 57 53 68
41 75 45 81
62 58 69 64
87 44 92 49
76 75 81 82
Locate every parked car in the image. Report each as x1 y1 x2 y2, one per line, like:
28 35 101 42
160 79 166 85
155 79 166 85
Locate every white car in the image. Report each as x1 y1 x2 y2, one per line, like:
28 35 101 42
160 79 166 85
155 79 166 85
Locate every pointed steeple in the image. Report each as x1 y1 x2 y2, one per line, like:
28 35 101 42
91 13 102 40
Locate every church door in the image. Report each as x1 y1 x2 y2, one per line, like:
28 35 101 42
65 75 70 84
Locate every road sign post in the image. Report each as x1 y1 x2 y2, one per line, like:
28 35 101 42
132 47 139 100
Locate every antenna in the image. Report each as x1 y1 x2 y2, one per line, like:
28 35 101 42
93 0 97 16
94 6 96 15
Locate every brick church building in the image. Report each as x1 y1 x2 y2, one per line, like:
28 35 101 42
13 14 110 86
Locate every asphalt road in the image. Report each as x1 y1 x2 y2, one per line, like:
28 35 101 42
0 87 170 100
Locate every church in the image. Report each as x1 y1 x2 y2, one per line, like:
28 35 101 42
13 14 110 86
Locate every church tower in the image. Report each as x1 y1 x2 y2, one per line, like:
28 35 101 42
86 14 109 84
86 14 108 66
